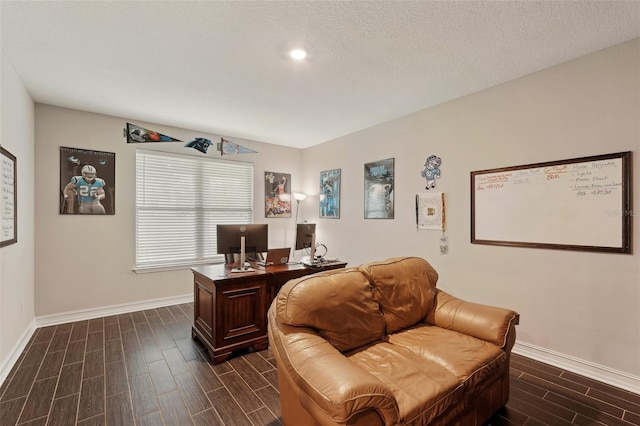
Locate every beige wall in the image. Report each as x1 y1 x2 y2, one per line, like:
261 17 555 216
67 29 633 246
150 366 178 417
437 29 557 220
34 106 303 316
300 39 640 379
0 51 35 377
2 39 638 390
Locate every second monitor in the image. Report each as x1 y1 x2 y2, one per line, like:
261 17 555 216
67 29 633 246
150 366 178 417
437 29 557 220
295 223 317 265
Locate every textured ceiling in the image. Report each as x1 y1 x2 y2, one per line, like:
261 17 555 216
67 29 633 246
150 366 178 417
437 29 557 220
1 1 639 148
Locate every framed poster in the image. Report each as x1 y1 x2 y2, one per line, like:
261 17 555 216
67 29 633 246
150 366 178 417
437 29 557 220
320 169 341 218
265 171 291 218
1 147 17 247
364 158 394 219
471 151 632 253
60 147 116 215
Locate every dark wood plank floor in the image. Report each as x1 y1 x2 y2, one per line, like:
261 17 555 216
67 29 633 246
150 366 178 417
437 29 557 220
1 303 638 425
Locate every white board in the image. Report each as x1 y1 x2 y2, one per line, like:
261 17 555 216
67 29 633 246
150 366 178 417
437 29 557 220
471 152 631 253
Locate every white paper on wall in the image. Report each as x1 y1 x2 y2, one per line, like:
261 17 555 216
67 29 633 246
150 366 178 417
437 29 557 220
416 192 445 230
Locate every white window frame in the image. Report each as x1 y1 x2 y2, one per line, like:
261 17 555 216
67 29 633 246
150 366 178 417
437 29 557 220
135 149 254 272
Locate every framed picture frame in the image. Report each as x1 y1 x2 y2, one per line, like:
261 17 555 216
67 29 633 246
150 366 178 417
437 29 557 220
416 192 445 230
265 171 292 218
59 147 116 215
364 158 394 219
1 147 17 247
320 169 341 218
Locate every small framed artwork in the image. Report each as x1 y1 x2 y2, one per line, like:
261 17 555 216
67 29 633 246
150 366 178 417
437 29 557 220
320 169 341 219
60 147 116 215
364 158 394 219
416 192 445 230
265 171 291 218
1 147 17 247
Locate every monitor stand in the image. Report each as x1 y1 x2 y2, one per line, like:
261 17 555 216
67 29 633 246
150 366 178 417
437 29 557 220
231 236 254 273
301 233 318 266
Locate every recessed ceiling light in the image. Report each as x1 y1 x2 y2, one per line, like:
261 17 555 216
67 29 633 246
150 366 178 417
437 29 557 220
289 48 307 60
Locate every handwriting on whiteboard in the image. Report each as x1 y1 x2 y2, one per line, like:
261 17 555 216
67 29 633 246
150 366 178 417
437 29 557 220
475 160 621 197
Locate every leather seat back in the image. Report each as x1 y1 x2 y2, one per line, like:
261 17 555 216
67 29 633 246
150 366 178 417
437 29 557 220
275 268 385 352
360 257 438 334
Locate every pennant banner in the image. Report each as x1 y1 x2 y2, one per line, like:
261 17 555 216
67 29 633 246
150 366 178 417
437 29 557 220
184 138 213 154
218 138 258 155
125 123 182 143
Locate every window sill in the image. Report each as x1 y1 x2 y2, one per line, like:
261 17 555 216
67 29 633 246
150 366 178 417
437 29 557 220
133 260 225 274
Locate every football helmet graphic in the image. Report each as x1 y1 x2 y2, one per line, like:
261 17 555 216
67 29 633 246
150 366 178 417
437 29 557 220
81 165 97 182
129 127 147 142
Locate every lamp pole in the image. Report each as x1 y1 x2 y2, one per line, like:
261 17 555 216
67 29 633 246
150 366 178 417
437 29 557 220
292 192 307 260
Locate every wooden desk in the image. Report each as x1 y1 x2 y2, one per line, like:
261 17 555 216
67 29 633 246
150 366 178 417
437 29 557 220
191 261 347 364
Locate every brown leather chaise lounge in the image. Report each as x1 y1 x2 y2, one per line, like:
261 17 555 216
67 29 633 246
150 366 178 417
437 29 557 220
268 257 519 425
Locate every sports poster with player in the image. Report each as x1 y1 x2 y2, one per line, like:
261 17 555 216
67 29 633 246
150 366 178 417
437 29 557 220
364 158 394 219
264 171 291 218
60 147 115 215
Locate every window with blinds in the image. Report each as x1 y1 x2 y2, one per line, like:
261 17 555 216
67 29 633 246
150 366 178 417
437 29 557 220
135 149 254 270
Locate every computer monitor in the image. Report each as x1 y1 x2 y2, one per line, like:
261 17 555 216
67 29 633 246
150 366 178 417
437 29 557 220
216 224 268 272
295 223 316 265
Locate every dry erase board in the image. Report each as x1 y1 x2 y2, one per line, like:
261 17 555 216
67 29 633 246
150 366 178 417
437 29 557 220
471 152 632 253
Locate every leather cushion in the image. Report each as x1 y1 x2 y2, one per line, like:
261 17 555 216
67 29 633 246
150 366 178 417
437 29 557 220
360 257 438 334
276 268 385 352
388 325 507 398
346 341 463 424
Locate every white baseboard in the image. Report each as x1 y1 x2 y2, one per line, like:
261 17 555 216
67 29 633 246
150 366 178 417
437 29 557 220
35 294 192 327
513 340 640 395
1 294 191 387
0 319 36 386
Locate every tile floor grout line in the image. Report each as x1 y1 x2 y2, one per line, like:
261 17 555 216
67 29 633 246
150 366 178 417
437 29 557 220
7 304 637 426
43 324 72 424
117 316 129 426
223 358 268 423
15 327 56 424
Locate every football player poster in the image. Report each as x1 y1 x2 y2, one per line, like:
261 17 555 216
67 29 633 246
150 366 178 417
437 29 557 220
319 169 341 219
59 147 115 215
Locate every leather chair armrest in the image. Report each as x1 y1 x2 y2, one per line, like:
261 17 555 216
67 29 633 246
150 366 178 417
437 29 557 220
268 310 399 425
425 289 519 348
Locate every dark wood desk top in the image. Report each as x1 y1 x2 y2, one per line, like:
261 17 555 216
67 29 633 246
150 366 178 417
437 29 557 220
191 263 269 281
191 261 347 281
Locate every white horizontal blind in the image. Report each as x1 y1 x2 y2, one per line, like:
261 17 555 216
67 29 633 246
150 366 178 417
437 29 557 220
136 149 253 269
